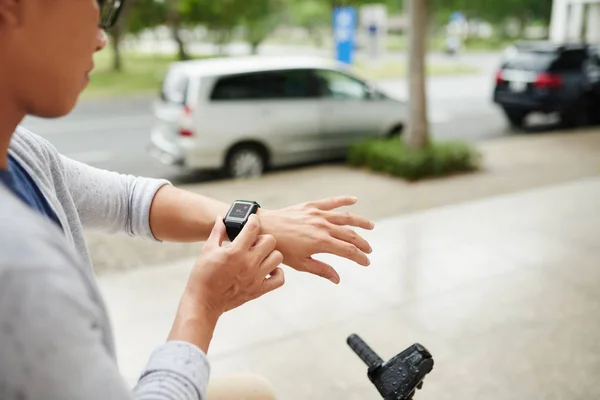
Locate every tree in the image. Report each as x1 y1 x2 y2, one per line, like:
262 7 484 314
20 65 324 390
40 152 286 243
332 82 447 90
180 0 241 54
128 0 168 35
435 0 553 36
406 0 429 149
286 0 331 47
166 0 190 60
108 18 126 72
104 0 169 72
107 0 139 72
180 0 284 55
238 0 286 54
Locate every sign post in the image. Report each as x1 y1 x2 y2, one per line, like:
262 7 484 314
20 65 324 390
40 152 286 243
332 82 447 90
333 6 357 65
360 4 388 64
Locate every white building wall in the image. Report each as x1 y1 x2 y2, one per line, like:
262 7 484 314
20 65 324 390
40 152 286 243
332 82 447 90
550 0 600 43
586 3 600 42
567 3 585 40
550 0 569 42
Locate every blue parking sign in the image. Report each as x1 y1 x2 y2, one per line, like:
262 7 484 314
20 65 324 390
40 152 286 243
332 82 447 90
333 7 357 65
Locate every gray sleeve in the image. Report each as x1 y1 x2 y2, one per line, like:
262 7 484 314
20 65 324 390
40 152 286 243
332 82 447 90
58 155 171 240
0 268 210 400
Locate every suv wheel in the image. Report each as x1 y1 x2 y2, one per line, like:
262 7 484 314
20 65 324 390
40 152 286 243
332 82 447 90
502 107 528 129
226 145 266 179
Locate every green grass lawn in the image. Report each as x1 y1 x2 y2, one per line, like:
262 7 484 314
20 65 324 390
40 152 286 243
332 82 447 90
386 33 514 53
84 51 220 98
84 51 479 98
354 60 479 80
86 52 170 98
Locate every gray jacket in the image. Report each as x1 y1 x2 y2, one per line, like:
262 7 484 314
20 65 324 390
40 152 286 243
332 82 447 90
9 126 170 271
0 127 210 399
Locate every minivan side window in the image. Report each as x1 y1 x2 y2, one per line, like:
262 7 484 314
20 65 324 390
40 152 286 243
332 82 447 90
210 70 318 101
314 70 368 100
550 50 587 72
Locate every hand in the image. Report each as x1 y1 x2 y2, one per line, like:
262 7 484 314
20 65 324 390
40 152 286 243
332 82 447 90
187 214 285 314
169 215 284 352
258 196 375 284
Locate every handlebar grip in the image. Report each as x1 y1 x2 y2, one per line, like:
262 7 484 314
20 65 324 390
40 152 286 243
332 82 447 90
347 334 383 369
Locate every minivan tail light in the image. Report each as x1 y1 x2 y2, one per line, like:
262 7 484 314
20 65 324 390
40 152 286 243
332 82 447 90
495 70 504 84
179 104 194 137
534 72 562 88
179 128 194 137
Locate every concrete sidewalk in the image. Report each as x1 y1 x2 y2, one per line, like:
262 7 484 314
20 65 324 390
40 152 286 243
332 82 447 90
99 177 600 400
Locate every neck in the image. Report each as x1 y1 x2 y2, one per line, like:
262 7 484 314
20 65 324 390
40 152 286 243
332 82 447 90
0 91 24 170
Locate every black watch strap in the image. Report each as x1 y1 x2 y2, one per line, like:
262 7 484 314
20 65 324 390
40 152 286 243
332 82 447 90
225 223 243 242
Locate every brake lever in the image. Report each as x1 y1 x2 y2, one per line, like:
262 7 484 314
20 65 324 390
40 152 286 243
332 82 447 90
347 334 434 400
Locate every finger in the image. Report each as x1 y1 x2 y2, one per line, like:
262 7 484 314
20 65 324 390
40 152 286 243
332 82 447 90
232 214 261 250
252 234 278 262
324 211 375 230
307 196 358 211
328 224 372 254
259 250 284 276
206 216 227 249
259 267 285 295
299 257 340 284
320 238 370 267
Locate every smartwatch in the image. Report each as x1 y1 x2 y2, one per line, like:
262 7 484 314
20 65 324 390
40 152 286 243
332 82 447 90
223 200 261 241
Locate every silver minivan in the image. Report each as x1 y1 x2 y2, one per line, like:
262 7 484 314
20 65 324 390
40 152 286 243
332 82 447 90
148 55 407 178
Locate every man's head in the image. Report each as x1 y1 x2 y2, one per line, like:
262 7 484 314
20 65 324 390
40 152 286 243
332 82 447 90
0 0 124 118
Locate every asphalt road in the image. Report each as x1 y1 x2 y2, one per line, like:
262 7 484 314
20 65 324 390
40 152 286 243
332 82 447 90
20 72 512 183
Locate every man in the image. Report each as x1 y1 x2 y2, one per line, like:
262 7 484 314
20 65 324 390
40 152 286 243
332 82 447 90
0 0 375 399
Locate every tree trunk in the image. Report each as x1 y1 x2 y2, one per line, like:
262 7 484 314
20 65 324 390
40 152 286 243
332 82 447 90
108 0 138 72
110 29 123 72
215 29 232 55
171 25 189 61
498 20 511 40
405 0 429 149
518 14 529 38
311 28 324 48
166 0 189 61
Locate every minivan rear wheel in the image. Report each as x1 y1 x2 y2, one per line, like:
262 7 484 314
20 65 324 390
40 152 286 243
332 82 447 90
226 145 267 179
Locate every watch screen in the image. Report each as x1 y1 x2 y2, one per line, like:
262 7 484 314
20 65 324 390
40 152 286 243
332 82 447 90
229 202 252 219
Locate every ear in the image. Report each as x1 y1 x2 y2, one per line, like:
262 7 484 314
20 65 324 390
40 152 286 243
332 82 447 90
0 0 21 27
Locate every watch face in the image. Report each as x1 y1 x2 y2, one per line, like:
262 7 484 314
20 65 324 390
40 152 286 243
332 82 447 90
227 202 254 221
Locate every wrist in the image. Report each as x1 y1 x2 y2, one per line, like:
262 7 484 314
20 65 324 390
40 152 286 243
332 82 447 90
168 293 221 354
256 208 278 236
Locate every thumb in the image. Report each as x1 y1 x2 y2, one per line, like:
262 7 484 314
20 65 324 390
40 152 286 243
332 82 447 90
206 216 227 248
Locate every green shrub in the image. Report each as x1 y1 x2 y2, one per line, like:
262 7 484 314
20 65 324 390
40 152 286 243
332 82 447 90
348 138 481 181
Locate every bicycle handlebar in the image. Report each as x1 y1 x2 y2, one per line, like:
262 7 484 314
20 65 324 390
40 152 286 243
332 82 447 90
347 334 384 370
347 334 434 400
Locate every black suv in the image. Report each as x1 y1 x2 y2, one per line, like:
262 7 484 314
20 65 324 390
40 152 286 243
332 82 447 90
493 41 600 128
